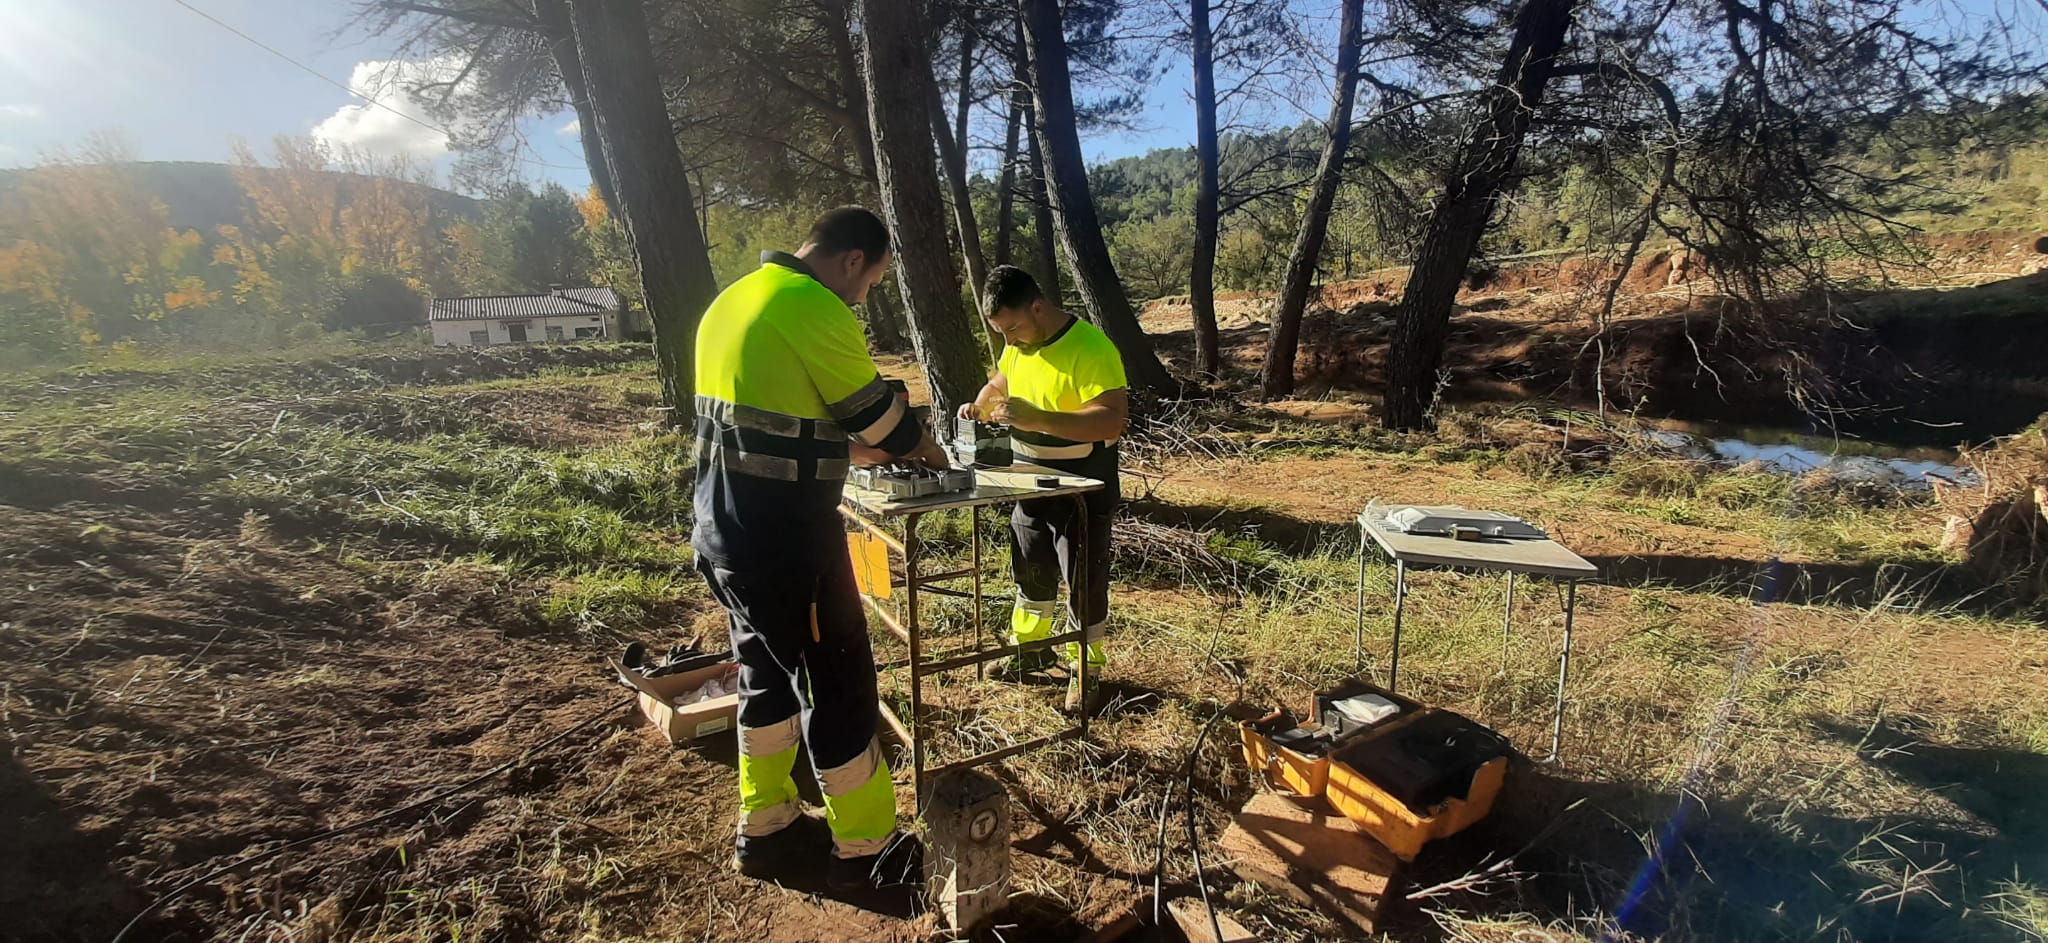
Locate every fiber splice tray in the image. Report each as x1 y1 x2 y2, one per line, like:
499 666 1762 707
1325 709 1511 861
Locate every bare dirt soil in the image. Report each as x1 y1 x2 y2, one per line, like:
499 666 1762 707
7 319 2048 943
0 375 953 943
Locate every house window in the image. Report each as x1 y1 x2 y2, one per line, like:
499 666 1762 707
545 325 565 341
468 329 489 346
574 326 602 339
506 323 528 343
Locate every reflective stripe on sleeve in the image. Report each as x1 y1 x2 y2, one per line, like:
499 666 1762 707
1012 439 1094 461
825 375 893 424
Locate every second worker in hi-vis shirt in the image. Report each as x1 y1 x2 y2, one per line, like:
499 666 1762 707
960 265 1129 715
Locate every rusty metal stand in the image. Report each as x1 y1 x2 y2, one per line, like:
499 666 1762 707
843 467 1102 801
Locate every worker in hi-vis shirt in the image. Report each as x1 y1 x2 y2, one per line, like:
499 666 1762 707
959 265 1128 715
692 207 949 890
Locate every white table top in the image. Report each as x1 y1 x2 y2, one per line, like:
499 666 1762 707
1358 504 1599 579
844 464 1104 518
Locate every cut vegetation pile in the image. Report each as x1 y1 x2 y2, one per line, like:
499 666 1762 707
1941 416 2048 602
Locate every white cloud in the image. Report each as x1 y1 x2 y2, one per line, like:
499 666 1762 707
310 57 465 161
557 117 580 137
0 104 43 121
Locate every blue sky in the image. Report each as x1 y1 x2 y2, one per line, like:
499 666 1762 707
0 0 1208 195
0 0 2038 195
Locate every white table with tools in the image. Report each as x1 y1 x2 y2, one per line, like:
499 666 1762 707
842 464 1104 799
1354 503 1599 762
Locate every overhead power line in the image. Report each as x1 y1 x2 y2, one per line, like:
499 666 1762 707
168 0 449 139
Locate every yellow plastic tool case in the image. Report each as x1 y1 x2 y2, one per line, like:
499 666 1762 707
1240 711 1335 797
1325 709 1511 860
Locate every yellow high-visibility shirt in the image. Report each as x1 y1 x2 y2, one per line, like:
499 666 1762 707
692 252 914 563
999 316 1126 468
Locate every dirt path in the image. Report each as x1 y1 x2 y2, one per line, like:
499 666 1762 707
1141 453 1791 562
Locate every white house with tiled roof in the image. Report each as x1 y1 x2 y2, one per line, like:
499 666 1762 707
429 287 634 347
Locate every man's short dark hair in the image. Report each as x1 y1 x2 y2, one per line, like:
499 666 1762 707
805 206 891 263
984 265 1043 312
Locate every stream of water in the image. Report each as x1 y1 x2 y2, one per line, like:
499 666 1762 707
1645 420 1977 489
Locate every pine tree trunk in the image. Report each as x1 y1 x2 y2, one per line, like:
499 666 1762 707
1013 25 1060 295
1019 0 1175 395
534 2 619 214
858 0 989 416
1260 0 1364 399
1189 0 1222 379
1026 104 1060 295
993 87 1023 266
931 81 1002 357
954 26 975 165
1383 0 1580 430
864 280 910 353
559 0 718 426
822 0 881 186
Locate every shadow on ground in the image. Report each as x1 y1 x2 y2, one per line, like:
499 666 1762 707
1388 735 2048 942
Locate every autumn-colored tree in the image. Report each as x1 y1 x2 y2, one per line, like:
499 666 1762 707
0 239 83 366
2 134 214 345
573 186 644 309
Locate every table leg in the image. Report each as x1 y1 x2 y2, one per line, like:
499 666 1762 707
1073 493 1090 740
1354 524 1368 675
1547 579 1576 764
1501 571 1515 674
971 505 985 681
905 512 924 800
1389 559 1407 693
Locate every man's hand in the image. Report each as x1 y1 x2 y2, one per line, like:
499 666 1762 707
850 441 892 467
994 398 1045 432
903 435 952 471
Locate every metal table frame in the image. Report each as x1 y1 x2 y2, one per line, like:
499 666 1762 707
842 465 1105 800
1353 505 1598 762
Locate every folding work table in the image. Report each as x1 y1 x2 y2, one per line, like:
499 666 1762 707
1355 504 1599 762
842 465 1104 798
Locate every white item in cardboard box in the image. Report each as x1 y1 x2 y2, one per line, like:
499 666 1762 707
680 672 732 705
1328 693 1400 728
610 658 741 743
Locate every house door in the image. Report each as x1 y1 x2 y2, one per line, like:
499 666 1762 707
506 323 528 343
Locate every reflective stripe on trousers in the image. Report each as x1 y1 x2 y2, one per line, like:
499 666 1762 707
1010 594 1107 669
1009 489 1113 670
698 545 897 858
738 715 802 836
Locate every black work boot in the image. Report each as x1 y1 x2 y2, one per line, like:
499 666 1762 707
990 645 1058 682
733 814 829 880
826 833 923 892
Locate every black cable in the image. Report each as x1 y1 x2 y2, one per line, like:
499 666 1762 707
1184 709 1229 943
108 695 633 943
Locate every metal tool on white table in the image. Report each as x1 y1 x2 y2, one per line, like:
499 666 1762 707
848 463 975 498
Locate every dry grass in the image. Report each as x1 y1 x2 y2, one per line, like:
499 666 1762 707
1940 418 2048 603
9 352 2047 942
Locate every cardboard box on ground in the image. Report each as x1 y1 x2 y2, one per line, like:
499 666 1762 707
610 657 741 743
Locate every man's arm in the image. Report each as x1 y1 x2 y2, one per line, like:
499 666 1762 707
999 388 1129 443
792 303 949 469
958 371 1010 420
